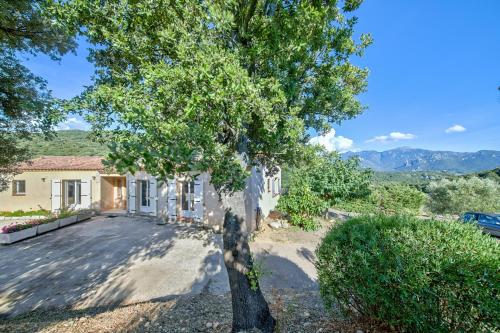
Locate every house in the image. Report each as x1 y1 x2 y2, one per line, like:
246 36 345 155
0 156 281 230
0 156 125 213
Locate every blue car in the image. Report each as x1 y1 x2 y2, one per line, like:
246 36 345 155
461 212 500 237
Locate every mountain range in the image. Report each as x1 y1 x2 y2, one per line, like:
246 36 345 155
342 147 500 173
24 132 500 174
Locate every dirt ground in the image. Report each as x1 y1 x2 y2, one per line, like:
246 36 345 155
0 289 391 333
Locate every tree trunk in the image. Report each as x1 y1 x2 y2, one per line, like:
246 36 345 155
222 192 276 333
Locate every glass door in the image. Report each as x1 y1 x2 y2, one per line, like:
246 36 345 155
63 180 81 209
139 180 150 212
181 180 195 219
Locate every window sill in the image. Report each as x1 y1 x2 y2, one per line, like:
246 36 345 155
12 194 26 196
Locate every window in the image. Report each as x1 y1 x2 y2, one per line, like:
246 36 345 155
139 180 150 207
267 178 271 193
12 180 26 195
63 180 81 206
181 181 195 211
272 177 281 197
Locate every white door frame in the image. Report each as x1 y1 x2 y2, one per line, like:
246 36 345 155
180 179 195 218
138 179 151 213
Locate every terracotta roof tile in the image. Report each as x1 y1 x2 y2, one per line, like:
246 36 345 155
19 156 106 171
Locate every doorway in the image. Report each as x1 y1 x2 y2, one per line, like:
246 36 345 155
101 176 127 213
138 179 151 213
180 180 195 219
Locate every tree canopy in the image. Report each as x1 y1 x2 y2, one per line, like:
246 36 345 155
0 0 75 190
64 0 371 191
59 1 371 331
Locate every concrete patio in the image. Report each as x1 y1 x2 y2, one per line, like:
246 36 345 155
0 215 318 317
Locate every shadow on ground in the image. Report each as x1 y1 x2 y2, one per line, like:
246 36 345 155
0 216 319 332
0 216 224 317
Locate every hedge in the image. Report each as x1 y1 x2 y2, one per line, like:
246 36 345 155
316 215 500 332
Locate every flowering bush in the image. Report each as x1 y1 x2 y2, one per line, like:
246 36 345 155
1 219 42 233
1 217 58 233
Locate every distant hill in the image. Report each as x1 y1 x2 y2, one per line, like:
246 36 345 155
343 147 500 173
23 130 109 157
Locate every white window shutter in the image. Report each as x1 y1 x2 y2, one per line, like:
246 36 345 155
193 176 203 222
167 178 177 221
149 176 158 216
80 178 92 209
128 175 136 213
51 179 61 213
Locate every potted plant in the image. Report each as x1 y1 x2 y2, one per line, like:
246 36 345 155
36 217 60 234
76 209 94 222
0 221 39 244
58 208 78 227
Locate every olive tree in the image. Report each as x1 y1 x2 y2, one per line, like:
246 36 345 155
61 1 371 331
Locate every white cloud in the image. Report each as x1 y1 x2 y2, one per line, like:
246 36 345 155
55 117 90 131
445 124 466 133
309 129 354 152
366 131 416 143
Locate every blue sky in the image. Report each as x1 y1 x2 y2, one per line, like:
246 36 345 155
22 0 500 152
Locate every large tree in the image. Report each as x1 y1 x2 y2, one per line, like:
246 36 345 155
0 0 76 191
62 1 371 331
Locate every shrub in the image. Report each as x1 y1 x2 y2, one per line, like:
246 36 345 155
278 148 371 230
370 183 426 214
335 183 426 215
427 177 500 214
0 209 50 217
276 179 327 231
316 215 500 333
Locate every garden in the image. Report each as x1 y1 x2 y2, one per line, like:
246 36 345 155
0 208 94 244
275 148 500 332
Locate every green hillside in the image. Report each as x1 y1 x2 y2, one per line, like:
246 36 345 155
23 130 109 157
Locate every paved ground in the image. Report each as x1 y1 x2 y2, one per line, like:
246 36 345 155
0 215 320 317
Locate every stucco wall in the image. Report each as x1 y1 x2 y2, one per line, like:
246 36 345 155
0 170 104 212
202 173 225 227
254 167 281 218
203 166 281 231
126 167 280 231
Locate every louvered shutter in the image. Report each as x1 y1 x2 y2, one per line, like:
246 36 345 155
149 176 158 216
80 178 92 209
128 175 136 213
193 176 203 222
167 178 177 221
51 179 61 213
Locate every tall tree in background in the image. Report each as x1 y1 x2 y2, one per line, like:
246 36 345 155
62 0 371 331
0 0 75 191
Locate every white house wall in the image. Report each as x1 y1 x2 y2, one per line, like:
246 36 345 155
250 166 281 218
127 167 280 229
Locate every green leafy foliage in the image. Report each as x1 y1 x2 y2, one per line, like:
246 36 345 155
278 149 371 229
0 209 50 217
336 183 426 215
61 0 371 192
316 215 500 333
245 255 267 292
474 167 500 183
370 183 426 214
427 177 500 214
21 130 108 157
0 0 75 191
303 151 373 206
277 178 327 231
